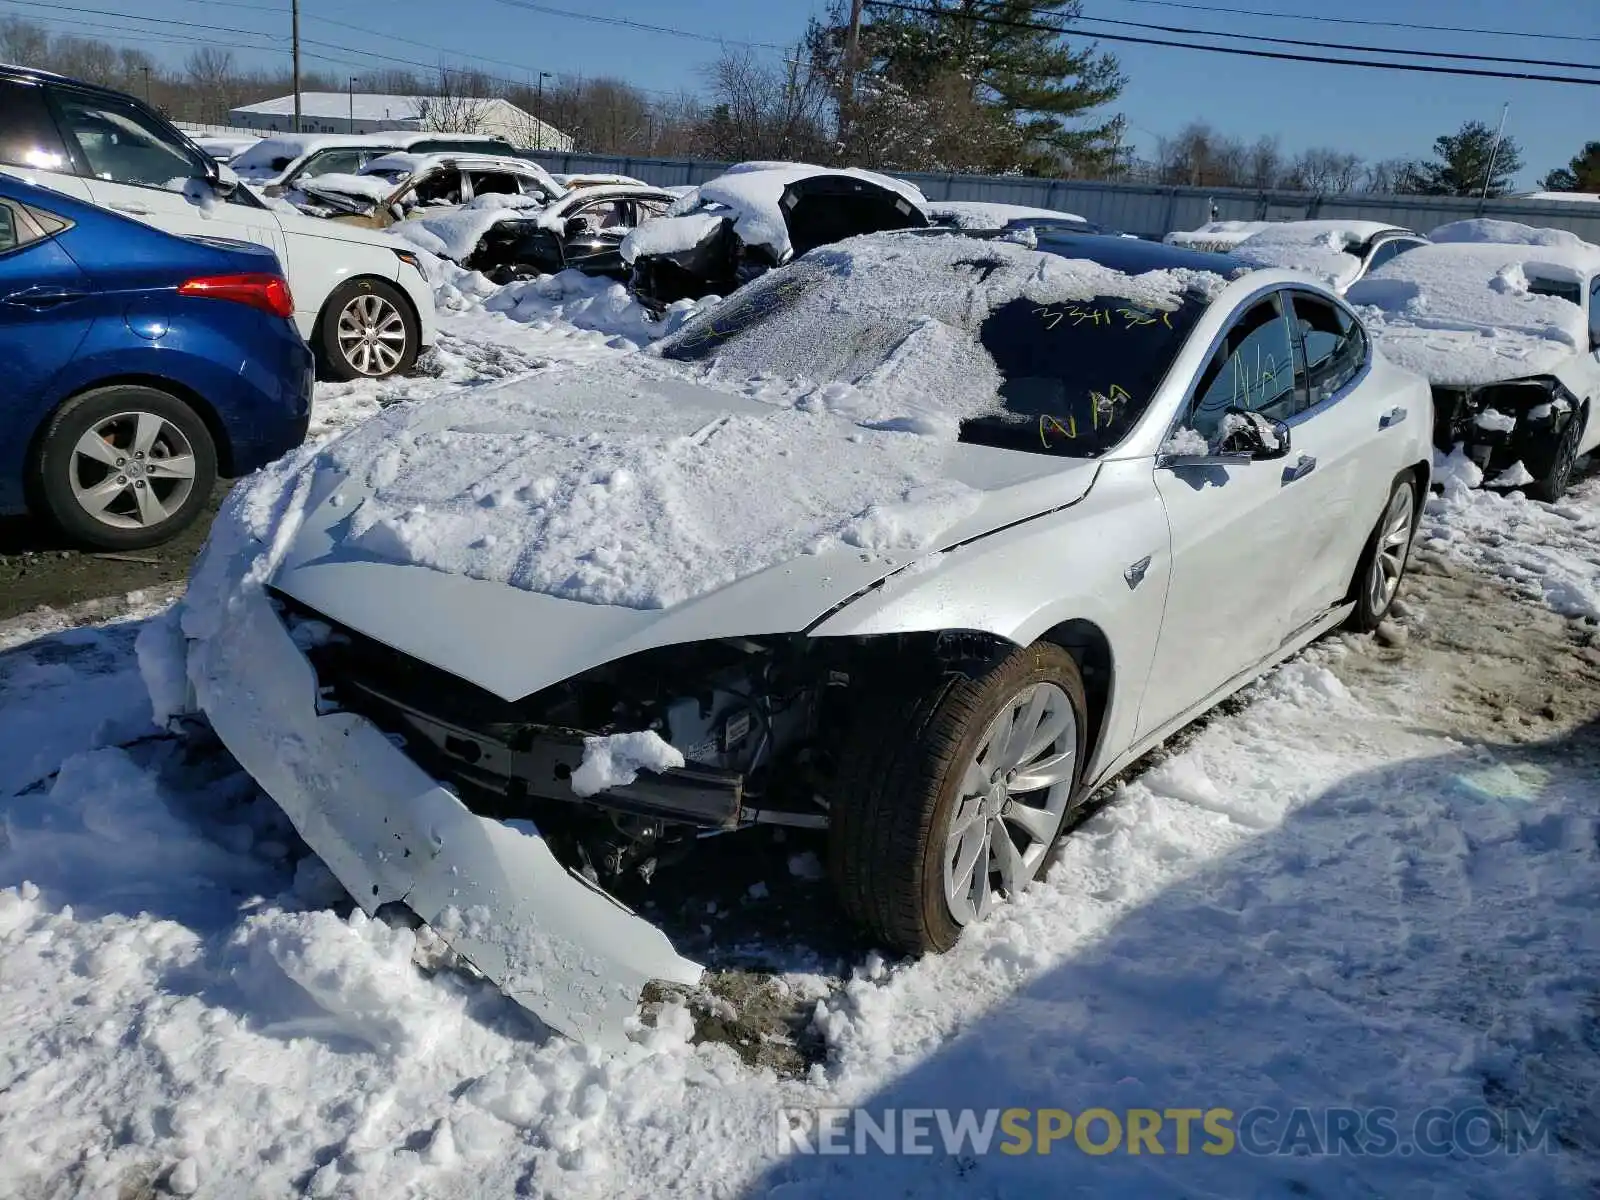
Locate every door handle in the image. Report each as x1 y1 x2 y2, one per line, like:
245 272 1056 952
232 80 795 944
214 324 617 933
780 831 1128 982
1 285 87 309
1282 454 1317 483
108 202 151 216
1380 406 1407 428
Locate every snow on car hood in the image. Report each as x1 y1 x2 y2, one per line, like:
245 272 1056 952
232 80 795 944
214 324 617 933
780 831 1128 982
1346 241 1595 386
387 192 551 262
265 355 1100 700
926 201 1087 229
1427 218 1600 261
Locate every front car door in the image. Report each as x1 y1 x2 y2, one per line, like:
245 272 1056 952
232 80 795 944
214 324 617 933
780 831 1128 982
41 84 288 263
557 198 634 276
1138 290 1320 737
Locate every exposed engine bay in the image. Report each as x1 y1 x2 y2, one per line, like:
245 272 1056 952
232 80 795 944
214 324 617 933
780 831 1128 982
1430 375 1580 480
279 593 910 891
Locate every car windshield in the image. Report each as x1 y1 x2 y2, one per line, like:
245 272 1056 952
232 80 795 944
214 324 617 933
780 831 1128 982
659 254 1207 458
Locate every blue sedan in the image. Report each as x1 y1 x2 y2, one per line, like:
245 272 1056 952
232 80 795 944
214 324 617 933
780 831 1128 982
0 174 313 548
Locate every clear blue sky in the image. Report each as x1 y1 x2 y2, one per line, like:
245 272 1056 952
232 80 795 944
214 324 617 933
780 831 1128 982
18 0 1597 186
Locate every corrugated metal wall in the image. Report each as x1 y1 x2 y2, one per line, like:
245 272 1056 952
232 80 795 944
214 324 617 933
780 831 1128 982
531 150 1600 242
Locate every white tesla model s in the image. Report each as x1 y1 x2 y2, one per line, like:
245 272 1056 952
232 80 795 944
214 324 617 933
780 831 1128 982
166 229 1435 1046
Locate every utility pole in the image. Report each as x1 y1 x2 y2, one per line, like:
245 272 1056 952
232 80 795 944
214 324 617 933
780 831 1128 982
291 0 302 133
348 76 357 131
839 0 865 154
141 65 151 105
536 70 552 151
1480 101 1511 202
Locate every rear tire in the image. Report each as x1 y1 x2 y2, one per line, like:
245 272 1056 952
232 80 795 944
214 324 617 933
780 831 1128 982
33 385 217 550
1345 473 1418 633
828 643 1087 954
316 277 418 381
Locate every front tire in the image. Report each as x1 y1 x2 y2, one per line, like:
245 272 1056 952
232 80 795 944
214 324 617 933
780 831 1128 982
1346 474 1418 632
33 385 218 550
1523 407 1583 502
828 643 1087 954
317 277 418 381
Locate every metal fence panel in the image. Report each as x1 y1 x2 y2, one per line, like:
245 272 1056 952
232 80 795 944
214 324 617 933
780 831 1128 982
521 150 1600 241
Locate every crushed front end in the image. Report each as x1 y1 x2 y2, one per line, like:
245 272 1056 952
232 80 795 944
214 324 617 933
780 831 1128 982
187 585 706 1049
1430 374 1580 484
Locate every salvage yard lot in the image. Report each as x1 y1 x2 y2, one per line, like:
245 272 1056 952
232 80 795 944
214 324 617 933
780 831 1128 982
3 266 1600 1198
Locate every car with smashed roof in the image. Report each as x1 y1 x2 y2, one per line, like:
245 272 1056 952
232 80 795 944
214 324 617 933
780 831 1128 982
622 162 931 309
1346 219 1600 499
161 228 1434 1047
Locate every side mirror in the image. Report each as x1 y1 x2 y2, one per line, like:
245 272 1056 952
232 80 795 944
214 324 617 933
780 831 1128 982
1217 407 1291 460
207 161 240 199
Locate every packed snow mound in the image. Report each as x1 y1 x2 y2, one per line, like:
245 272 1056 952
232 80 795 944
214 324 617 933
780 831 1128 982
570 731 685 797
1164 220 1273 250
479 267 710 344
1428 218 1600 261
1347 241 1593 386
1230 224 1370 291
926 201 1087 229
619 210 723 263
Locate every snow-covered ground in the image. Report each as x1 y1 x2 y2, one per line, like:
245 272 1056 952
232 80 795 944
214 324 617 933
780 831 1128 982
4 261 1600 1198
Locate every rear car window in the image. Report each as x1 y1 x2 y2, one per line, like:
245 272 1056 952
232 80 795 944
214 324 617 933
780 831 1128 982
0 79 71 172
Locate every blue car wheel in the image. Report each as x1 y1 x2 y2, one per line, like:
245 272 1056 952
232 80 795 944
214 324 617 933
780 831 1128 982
34 384 218 550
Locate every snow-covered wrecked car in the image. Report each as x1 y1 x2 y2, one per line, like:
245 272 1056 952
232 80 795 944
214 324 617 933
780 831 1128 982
289 152 564 227
1346 219 1600 499
1171 220 1427 291
622 161 930 309
160 229 1433 1048
230 130 530 195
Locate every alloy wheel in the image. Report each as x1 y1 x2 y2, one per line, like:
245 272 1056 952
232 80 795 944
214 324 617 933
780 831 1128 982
68 411 197 531
942 681 1078 925
1367 482 1416 617
336 292 408 376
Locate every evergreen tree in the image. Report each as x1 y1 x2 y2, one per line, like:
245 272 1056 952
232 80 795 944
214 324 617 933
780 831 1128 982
1404 120 1524 197
1539 141 1600 193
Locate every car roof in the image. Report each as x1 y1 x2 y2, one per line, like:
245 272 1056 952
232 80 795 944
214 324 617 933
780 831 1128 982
1 61 76 86
1030 229 1247 276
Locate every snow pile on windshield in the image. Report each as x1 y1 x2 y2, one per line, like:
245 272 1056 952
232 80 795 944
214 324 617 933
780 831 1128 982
1347 241 1594 385
926 201 1087 229
652 231 1224 421
1230 224 1370 290
619 210 724 263
388 192 550 262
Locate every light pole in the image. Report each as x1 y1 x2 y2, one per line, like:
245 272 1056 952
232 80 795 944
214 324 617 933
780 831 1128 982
291 0 302 132
141 65 151 105
535 70 552 151
349 76 358 132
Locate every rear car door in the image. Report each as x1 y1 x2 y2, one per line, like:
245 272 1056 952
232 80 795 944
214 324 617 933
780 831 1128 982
559 198 633 276
1274 289 1396 629
43 84 288 262
1140 291 1317 737
0 196 97 510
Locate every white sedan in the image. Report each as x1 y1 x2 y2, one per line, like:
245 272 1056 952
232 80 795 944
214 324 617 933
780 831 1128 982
169 229 1434 1046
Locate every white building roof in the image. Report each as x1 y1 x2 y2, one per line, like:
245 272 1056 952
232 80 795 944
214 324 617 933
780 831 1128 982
227 93 571 150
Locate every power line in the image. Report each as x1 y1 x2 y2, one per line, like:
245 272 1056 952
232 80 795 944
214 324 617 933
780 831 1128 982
1072 10 1600 72
1099 0 1600 46
477 0 790 52
862 0 1600 86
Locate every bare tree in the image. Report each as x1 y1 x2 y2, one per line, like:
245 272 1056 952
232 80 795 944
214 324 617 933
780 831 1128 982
415 65 495 133
699 48 832 163
0 16 50 67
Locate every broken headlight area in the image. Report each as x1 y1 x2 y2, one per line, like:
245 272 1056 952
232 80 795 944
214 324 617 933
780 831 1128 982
272 591 857 890
1431 376 1578 476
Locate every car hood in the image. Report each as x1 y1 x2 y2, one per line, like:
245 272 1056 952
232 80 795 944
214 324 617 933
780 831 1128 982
270 362 1101 700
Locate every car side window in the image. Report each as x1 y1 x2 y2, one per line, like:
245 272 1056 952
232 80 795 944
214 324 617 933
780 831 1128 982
1290 292 1365 408
0 80 72 172
635 198 672 221
1365 239 1404 272
1187 295 1297 441
298 149 365 180
0 201 21 252
412 170 463 207
49 90 208 189
468 171 521 197
569 200 629 231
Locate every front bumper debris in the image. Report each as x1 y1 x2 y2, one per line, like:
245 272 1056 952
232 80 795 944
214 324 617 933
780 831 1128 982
189 586 703 1048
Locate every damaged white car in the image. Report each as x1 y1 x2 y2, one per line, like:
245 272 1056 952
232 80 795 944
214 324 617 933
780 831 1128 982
1346 219 1600 499
163 230 1433 1048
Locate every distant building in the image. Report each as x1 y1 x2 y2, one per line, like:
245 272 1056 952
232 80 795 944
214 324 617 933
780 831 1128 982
227 92 572 150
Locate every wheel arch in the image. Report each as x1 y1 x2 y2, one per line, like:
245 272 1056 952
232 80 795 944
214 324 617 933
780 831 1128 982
1036 618 1114 785
315 273 424 377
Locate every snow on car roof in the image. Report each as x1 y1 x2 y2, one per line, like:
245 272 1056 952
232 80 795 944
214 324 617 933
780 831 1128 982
926 201 1088 229
1229 222 1407 291
1346 240 1598 386
1167 219 1405 255
1428 218 1600 264
387 192 550 261
230 132 516 183
315 232 1229 609
551 172 649 188
359 152 561 192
